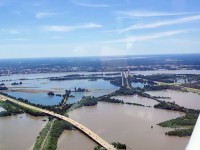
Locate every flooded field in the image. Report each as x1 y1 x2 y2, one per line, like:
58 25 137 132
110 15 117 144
0 114 46 150
63 102 189 150
0 69 200 82
4 79 118 105
132 70 200 75
0 71 198 150
146 90 200 110
112 95 158 106
57 130 97 150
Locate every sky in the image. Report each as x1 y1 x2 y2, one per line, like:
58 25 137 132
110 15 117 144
0 0 200 58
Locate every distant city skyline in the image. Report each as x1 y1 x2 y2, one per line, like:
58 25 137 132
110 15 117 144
0 0 200 58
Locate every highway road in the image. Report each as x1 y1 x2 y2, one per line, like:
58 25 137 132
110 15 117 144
0 94 117 150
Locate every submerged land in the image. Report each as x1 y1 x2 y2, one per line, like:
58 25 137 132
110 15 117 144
0 54 200 150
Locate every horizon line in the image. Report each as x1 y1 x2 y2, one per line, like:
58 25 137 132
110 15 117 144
0 53 200 60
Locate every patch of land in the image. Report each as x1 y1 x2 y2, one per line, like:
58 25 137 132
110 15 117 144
158 113 198 137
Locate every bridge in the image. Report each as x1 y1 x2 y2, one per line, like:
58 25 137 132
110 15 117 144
121 71 131 89
0 94 117 150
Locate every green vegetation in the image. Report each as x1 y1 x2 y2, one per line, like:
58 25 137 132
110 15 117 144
166 128 194 137
135 74 180 83
78 96 98 106
182 81 200 90
158 113 198 128
67 96 98 112
94 146 106 150
0 101 23 117
94 142 126 150
47 91 55 96
11 82 22 85
154 101 200 114
98 95 124 104
74 87 89 92
41 119 73 150
112 142 127 149
50 76 103 81
0 99 46 117
33 119 73 150
143 84 183 91
126 102 145 107
63 90 71 98
7 100 45 116
0 92 72 115
109 77 122 87
33 120 53 150
0 86 8 90
158 113 198 137
0 93 46 117
113 87 136 96
131 75 155 85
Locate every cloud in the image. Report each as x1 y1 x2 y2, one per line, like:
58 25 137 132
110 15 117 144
104 30 188 43
117 10 200 17
43 23 102 32
35 12 62 19
107 15 200 33
72 0 110 7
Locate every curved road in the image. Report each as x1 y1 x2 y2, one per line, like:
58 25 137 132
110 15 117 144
0 94 116 150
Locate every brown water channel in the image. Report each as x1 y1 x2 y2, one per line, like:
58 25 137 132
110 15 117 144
0 114 47 150
58 102 189 150
146 90 200 110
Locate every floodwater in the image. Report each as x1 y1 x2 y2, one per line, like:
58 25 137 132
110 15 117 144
146 90 200 110
112 95 158 106
60 102 189 150
5 91 62 106
0 72 119 81
4 79 118 105
0 114 47 150
0 69 199 81
132 70 200 75
57 130 97 150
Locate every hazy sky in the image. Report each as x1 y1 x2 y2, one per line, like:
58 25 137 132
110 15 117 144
0 0 200 58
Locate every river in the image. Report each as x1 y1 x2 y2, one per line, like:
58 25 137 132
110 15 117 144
0 71 198 150
0 69 200 81
4 79 118 105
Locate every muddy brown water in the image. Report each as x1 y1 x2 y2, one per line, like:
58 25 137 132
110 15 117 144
0 114 47 150
58 102 189 150
146 90 200 110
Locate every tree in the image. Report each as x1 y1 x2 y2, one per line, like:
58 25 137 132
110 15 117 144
47 91 55 96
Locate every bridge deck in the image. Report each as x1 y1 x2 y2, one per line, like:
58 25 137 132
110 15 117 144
0 94 116 150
